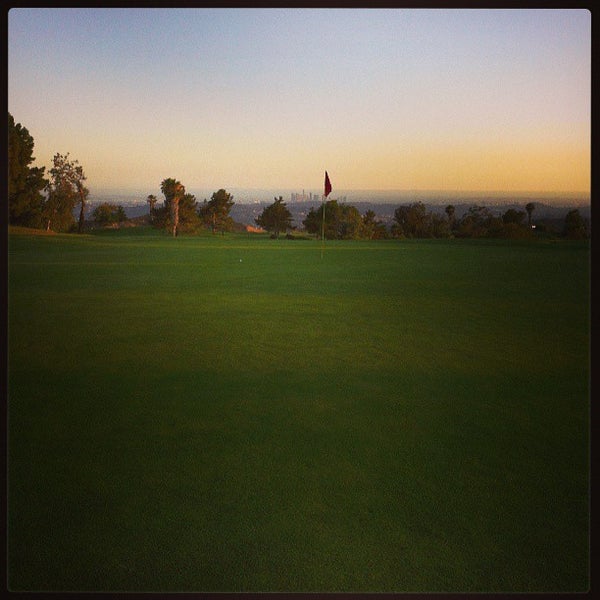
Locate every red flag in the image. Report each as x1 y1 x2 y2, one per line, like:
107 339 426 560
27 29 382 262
324 171 332 197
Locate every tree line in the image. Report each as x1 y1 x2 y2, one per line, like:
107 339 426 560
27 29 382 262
8 112 588 240
9 113 90 233
299 198 588 240
7 113 237 236
146 180 235 236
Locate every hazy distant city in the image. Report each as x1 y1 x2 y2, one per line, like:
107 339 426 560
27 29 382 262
90 188 589 207
84 188 590 230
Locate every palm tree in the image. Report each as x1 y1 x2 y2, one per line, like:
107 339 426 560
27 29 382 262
146 194 157 225
525 202 535 228
147 194 157 212
160 179 185 237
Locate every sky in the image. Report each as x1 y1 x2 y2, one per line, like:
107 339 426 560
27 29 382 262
8 7 591 197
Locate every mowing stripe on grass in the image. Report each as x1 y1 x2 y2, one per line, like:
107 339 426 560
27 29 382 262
8 230 590 592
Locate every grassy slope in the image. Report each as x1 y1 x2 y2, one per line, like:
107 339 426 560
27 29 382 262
7 229 590 592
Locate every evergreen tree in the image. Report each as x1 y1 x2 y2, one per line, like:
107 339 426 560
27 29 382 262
255 196 293 238
8 113 48 228
199 189 235 234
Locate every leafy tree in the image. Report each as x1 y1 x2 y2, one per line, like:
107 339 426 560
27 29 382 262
93 203 113 225
525 202 535 228
455 205 494 238
177 193 201 233
502 208 525 225
43 153 87 232
41 184 76 232
361 209 377 239
499 208 531 238
391 203 451 239
199 189 235 234
302 200 365 240
430 213 451 238
502 208 526 225
45 153 89 233
255 196 293 238
302 200 340 240
338 204 364 239
392 202 432 238
486 215 506 238
563 209 587 239
93 202 127 225
361 210 388 239
302 204 323 237
8 113 48 227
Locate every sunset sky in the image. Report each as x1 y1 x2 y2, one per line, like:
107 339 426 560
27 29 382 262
8 7 591 196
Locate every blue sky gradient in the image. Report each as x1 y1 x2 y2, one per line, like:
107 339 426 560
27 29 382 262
8 8 590 195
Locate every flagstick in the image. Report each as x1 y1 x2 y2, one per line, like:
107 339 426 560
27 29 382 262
320 194 325 260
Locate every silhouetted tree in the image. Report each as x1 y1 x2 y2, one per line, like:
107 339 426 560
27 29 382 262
302 200 362 239
93 203 127 225
8 113 48 228
43 153 88 232
498 209 532 238
431 213 451 238
563 209 587 239
199 189 235 234
256 196 293 238
362 210 388 239
455 205 494 238
46 153 89 233
392 202 431 238
338 204 364 239
502 209 526 225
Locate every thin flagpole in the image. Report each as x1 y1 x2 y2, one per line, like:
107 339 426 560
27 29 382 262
320 195 325 259
321 170 331 259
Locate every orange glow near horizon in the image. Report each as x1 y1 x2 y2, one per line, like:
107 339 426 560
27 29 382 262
10 8 590 197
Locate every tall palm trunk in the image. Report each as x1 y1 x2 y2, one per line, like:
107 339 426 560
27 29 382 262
172 197 180 237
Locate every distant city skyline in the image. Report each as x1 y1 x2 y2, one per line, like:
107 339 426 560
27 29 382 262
8 8 590 195
87 187 589 207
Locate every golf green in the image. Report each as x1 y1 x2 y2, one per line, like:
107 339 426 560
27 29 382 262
7 228 590 592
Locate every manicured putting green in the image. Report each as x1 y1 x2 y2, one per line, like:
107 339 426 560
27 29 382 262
8 228 589 592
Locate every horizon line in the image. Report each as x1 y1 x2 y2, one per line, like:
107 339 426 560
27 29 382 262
90 187 590 196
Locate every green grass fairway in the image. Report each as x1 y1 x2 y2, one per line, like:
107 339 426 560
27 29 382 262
7 228 590 592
